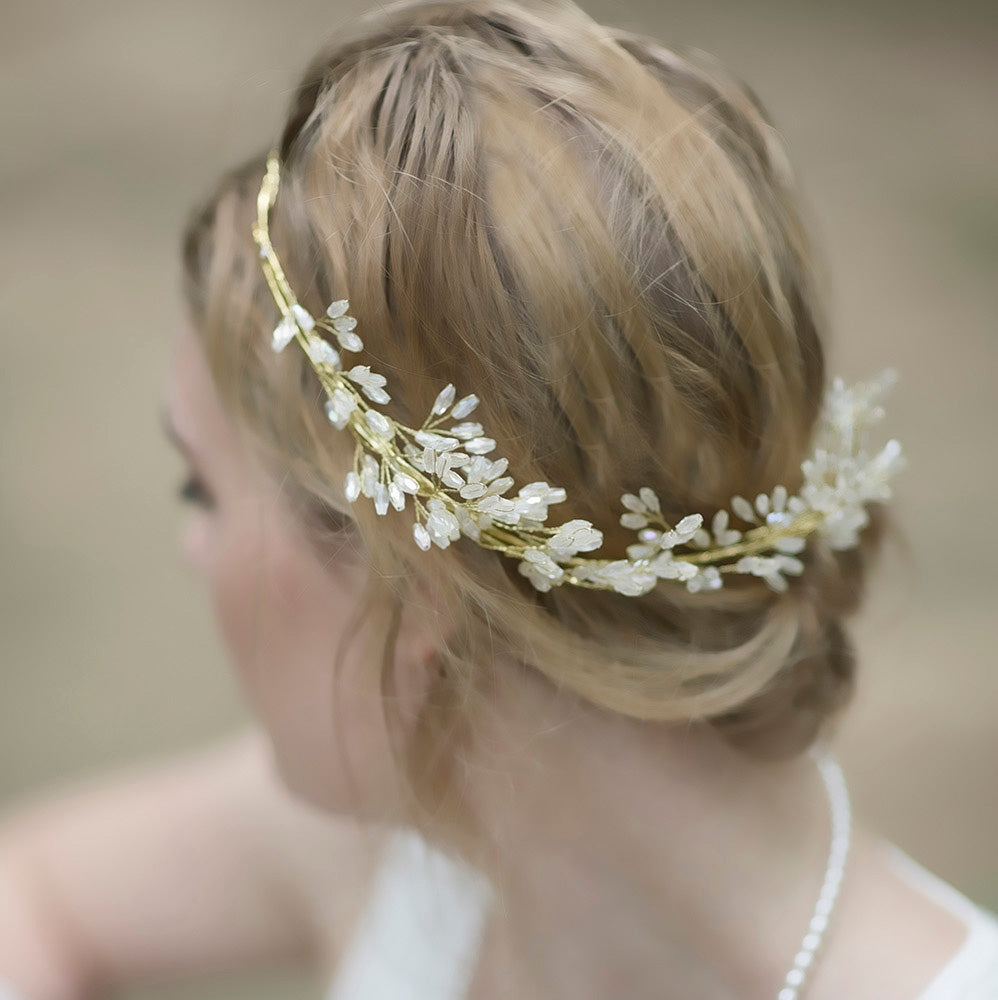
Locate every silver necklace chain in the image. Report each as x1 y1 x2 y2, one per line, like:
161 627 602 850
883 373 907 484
777 751 852 1000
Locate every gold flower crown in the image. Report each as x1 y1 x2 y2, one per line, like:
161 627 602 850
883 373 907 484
252 150 905 597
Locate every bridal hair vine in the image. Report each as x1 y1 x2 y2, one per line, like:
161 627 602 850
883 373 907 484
252 150 905 597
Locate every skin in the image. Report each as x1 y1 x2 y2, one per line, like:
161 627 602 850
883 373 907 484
0 731 386 994
163 322 438 820
462 668 971 1000
161 323 972 999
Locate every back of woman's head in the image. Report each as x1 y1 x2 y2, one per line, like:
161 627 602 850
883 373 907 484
182 0 886 828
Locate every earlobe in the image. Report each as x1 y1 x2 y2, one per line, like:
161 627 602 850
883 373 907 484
395 579 460 718
401 594 449 670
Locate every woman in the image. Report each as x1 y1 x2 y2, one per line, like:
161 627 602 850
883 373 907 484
2 1 996 997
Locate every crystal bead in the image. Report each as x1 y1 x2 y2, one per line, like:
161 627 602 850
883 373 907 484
360 457 378 498
413 522 432 551
460 482 488 500
414 430 460 452
691 528 711 549
394 472 420 494
774 535 806 554
620 493 646 514
324 389 356 430
638 487 661 513
336 331 364 353
731 495 756 524
344 471 361 503
365 386 391 405
464 437 496 456
788 496 807 515
364 410 393 438
449 422 485 440
674 514 702 538
483 476 514 496
621 513 648 530
291 304 315 331
271 315 296 352
451 394 479 419
432 383 457 416
308 338 340 368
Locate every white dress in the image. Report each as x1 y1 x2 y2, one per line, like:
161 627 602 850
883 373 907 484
326 828 998 1000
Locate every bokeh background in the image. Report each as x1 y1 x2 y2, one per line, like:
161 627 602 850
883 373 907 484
2 0 996 996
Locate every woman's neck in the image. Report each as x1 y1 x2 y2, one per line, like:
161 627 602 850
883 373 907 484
456 660 837 1000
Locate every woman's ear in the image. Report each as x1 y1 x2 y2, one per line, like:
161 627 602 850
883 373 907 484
399 574 456 669
389 575 457 728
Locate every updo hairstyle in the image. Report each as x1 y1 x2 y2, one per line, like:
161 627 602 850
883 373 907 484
181 0 886 829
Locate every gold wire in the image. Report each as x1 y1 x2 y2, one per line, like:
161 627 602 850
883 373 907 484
249 149 822 590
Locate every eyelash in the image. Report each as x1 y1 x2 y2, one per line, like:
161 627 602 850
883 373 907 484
177 474 215 510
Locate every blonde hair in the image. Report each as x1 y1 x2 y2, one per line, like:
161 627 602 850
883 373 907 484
181 0 886 833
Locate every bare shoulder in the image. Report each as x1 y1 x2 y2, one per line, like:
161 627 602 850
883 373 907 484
809 829 971 1000
0 727 392 988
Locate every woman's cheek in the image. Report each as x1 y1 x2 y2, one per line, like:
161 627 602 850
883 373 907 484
206 501 340 745
207 506 271 698
196 492 426 816
180 512 211 574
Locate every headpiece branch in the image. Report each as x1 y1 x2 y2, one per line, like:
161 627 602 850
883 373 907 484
251 150 905 597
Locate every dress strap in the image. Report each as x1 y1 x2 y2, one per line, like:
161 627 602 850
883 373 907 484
884 842 998 1000
327 827 493 1000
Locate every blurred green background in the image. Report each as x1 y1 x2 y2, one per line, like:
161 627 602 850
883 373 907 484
2 0 996 996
